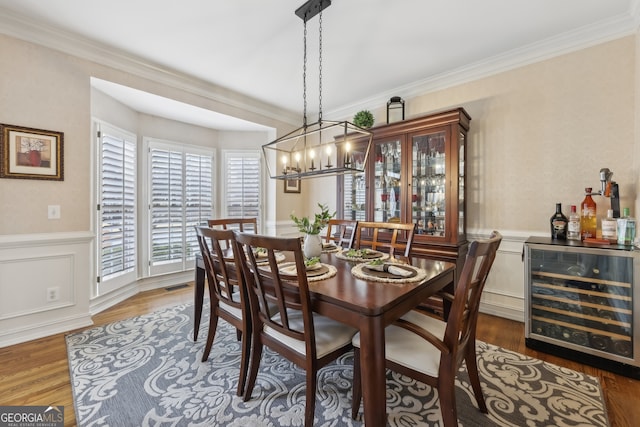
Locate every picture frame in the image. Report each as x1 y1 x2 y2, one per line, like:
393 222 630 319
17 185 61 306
0 124 64 181
283 167 301 193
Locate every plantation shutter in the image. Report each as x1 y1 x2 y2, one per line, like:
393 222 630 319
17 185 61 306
223 151 261 228
97 123 137 294
185 153 213 259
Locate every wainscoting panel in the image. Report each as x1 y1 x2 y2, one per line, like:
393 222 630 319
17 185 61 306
0 232 94 347
470 230 542 322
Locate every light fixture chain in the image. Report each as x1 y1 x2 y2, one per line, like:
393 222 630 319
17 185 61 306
318 8 323 124
303 18 308 127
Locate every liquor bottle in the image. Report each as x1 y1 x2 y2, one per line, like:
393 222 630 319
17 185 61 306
550 203 568 240
567 205 581 240
616 207 637 245
601 209 617 242
580 188 597 240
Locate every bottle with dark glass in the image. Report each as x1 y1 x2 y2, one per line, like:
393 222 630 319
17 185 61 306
550 203 568 240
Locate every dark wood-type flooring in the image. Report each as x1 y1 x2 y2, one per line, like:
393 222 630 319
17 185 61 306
0 283 638 426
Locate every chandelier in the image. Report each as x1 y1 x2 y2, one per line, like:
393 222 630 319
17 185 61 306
262 0 373 180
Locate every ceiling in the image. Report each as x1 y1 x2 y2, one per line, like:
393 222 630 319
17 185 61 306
0 0 637 131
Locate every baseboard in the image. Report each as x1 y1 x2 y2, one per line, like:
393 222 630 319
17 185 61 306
0 313 93 348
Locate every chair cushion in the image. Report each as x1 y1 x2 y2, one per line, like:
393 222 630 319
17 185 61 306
218 295 242 319
352 310 446 377
265 311 357 358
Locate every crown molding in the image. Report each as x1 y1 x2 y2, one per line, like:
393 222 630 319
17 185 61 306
330 11 638 119
0 8 300 127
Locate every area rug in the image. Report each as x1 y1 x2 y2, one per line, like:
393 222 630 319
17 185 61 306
66 303 609 426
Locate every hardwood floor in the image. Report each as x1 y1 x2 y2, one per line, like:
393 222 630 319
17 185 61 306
1 283 638 426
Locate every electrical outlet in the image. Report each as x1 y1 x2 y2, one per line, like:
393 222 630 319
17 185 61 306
48 205 61 219
46 287 60 302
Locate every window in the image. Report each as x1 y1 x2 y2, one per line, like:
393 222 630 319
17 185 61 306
148 139 214 276
96 122 137 295
222 150 262 229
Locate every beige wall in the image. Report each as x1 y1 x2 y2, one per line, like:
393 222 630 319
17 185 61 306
0 35 92 234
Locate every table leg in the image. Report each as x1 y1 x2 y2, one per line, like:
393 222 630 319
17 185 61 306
194 260 205 341
358 315 387 426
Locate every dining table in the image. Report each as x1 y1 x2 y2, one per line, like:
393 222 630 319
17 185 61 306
194 250 455 427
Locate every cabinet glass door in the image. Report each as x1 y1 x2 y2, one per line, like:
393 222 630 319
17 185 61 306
411 131 446 236
374 139 402 222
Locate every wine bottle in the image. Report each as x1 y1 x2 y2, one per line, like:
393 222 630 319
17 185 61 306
567 205 581 240
580 188 597 240
550 203 568 240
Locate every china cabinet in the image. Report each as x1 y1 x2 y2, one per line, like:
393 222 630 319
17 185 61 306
336 108 471 277
524 237 640 378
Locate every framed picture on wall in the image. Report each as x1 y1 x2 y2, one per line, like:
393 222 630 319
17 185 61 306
0 123 64 181
283 167 301 193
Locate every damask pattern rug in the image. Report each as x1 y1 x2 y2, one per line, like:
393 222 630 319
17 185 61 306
66 303 609 426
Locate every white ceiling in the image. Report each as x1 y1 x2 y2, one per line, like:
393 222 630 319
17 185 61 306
0 0 637 131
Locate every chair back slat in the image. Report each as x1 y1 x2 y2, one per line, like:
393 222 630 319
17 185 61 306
195 226 245 310
324 219 357 249
353 221 416 261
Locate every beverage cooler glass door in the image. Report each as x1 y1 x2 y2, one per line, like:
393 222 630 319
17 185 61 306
412 131 447 236
374 139 402 222
526 245 636 362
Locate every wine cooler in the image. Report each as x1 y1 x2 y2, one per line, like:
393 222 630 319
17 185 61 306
524 237 640 378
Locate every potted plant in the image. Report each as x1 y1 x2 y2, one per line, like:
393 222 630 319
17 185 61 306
290 203 335 257
353 110 374 128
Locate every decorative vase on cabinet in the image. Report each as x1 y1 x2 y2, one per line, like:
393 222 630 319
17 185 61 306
336 108 471 307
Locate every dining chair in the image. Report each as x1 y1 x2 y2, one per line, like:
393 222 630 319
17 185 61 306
351 231 502 426
195 226 251 397
234 232 357 427
324 218 357 249
193 218 258 341
353 221 416 262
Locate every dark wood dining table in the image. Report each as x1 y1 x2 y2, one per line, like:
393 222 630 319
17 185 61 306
194 251 455 427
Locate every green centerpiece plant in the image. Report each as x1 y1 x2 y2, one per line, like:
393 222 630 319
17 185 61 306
290 203 335 235
290 203 335 258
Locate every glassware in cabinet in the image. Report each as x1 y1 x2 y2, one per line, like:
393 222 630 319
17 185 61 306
412 131 446 236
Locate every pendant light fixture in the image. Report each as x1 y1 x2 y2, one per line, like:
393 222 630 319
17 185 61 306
262 0 372 180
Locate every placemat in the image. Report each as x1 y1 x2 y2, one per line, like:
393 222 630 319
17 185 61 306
351 262 427 284
277 262 337 282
